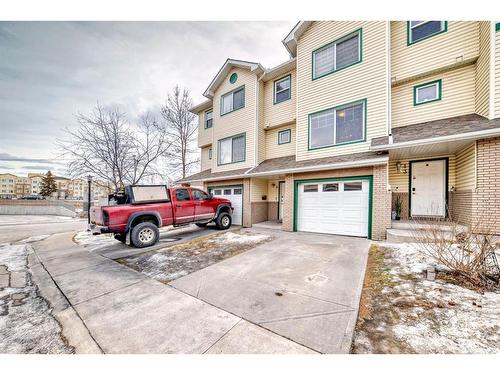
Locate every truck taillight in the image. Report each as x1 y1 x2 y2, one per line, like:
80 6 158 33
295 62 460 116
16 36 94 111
102 210 109 225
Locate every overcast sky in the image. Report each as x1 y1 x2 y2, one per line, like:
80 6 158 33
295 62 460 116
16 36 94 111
0 21 295 177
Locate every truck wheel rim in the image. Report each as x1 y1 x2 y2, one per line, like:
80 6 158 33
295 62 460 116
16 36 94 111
139 228 154 243
222 216 230 227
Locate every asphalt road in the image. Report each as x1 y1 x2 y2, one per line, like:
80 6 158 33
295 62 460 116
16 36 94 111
0 217 87 244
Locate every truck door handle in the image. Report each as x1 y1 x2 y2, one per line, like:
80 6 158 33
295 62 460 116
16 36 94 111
175 204 182 208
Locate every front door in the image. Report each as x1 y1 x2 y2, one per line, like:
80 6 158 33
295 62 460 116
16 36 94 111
410 159 446 217
278 181 285 222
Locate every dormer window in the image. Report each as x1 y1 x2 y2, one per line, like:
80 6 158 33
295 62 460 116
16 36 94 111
205 110 213 128
221 86 245 115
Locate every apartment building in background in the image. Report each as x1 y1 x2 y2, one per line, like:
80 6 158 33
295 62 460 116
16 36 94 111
0 172 111 200
180 21 500 239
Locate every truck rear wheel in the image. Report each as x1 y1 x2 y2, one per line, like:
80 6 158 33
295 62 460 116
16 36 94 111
130 222 159 248
215 212 232 230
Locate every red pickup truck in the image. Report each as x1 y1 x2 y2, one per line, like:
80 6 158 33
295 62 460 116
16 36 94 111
89 185 233 248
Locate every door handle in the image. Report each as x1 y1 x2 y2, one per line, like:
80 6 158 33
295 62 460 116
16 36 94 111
175 204 182 208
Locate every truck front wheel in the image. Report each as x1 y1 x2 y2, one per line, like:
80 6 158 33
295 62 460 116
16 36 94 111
215 212 232 230
130 222 159 248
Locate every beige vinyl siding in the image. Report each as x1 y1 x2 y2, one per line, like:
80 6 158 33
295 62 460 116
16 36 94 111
391 21 479 84
496 26 500 118
212 67 257 173
258 80 266 164
250 178 268 202
392 64 476 128
389 155 456 193
296 21 389 161
200 146 212 171
265 124 296 160
197 107 213 147
263 69 296 128
455 143 476 191
475 21 490 117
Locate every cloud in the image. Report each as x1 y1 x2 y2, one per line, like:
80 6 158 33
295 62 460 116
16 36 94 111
0 21 295 176
0 152 63 164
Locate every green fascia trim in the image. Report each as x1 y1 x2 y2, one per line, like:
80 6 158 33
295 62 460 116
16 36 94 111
277 129 292 145
293 175 373 239
413 79 442 106
307 98 368 151
407 21 448 46
312 28 363 81
216 132 247 166
496 23 500 32
220 85 246 117
273 74 292 105
204 109 213 129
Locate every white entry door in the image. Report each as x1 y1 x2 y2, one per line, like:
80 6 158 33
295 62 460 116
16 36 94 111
297 179 369 237
209 186 243 225
410 159 446 217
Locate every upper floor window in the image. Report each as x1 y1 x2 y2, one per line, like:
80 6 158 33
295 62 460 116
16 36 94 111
274 75 291 104
218 133 245 165
407 21 447 45
312 29 361 80
221 86 245 115
205 110 213 129
414 80 441 105
309 99 365 150
278 129 291 145
208 148 212 160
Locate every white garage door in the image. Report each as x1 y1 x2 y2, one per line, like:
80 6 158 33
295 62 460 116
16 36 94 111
297 179 369 237
209 186 243 225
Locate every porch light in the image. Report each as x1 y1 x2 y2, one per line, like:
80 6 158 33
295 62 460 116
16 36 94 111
396 162 407 174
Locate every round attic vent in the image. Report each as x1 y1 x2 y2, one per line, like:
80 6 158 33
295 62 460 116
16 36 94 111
229 73 238 84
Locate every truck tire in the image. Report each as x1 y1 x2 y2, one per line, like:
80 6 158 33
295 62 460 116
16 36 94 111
114 233 126 243
130 222 159 248
215 212 232 230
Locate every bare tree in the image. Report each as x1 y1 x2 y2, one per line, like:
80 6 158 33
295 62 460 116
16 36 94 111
160 86 199 179
57 104 171 191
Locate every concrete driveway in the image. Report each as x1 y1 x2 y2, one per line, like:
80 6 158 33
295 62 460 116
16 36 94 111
170 228 370 353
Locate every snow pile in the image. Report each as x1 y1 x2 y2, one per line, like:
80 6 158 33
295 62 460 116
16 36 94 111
73 230 117 251
211 231 271 245
355 241 500 354
0 242 73 353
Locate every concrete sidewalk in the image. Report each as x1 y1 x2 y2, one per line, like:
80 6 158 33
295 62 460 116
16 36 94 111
31 233 313 354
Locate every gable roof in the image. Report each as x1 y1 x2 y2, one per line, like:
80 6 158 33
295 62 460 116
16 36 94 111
282 21 313 57
203 58 265 99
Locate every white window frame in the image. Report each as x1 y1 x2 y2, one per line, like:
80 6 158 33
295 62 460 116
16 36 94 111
220 86 245 115
312 29 361 80
308 100 366 150
408 21 446 44
274 75 291 104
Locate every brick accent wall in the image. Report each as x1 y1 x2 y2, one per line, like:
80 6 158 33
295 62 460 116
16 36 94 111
473 137 500 233
243 178 251 227
372 164 392 240
251 202 268 224
450 190 473 226
267 202 278 221
282 174 294 232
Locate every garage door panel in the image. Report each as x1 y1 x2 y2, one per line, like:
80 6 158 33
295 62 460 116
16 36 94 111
297 179 369 238
209 186 243 226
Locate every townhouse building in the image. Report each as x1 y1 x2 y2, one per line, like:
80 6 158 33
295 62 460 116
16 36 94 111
180 21 500 239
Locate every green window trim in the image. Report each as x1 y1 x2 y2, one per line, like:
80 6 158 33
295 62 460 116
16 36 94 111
496 23 500 32
273 74 291 105
229 73 238 84
407 21 447 46
277 129 292 145
311 28 363 81
220 85 245 116
293 175 373 239
216 132 246 166
204 109 213 129
413 79 442 106
307 98 367 151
